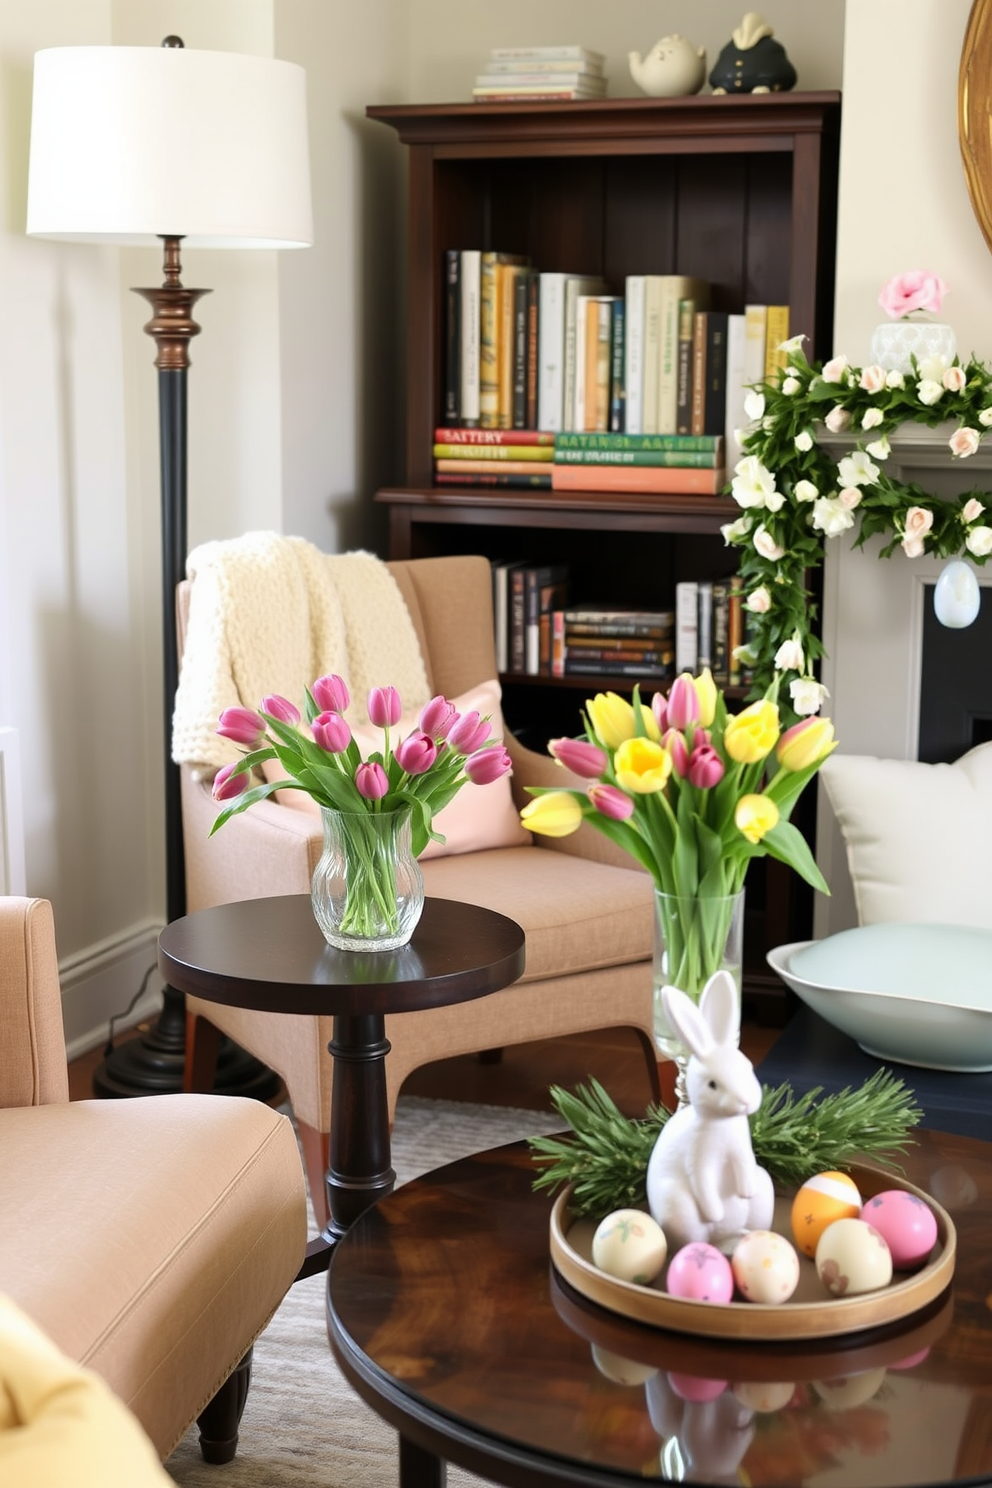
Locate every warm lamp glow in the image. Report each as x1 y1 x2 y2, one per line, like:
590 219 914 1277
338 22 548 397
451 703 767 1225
27 44 313 248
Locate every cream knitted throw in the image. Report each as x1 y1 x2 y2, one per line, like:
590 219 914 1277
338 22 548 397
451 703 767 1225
172 533 431 776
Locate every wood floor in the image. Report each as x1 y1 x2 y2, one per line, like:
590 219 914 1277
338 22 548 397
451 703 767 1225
68 1016 783 1117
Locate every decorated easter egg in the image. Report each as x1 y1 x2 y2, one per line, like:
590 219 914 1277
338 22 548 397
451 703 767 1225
812 1367 888 1409
668 1371 727 1403
791 1171 862 1258
816 1218 893 1296
731 1229 801 1303
665 1242 735 1303
733 1380 796 1413
861 1189 938 1270
590 1345 658 1386
592 1208 668 1284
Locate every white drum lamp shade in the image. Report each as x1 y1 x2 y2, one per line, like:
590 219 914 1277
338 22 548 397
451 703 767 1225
27 44 313 248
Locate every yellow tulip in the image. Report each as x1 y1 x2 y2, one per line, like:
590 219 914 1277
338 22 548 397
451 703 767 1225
736 793 780 844
694 667 718 727
613 736 672 794
520 791 584 838
776 716 837 771
586 692 659 750
724 699 780 763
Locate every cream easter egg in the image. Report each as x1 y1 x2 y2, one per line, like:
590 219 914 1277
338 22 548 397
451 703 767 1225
733 1380 796 1413
816 1217 893 1296
731 1229 801 1303
591 1345 659 1386
592 1208 668 1284
791 1171 862 1258
861 1189 938 1270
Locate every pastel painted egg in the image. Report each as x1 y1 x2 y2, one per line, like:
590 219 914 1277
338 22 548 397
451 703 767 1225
733 1380 796 1413
592 1208 668 1284
861 1189 938 1270
791 1171 862 1258
668 1371 727 1403
665 1242 734 1303
812 1367 888 1410
731 1229 801 1303
816 1217 893 1297
590 1345 658 1386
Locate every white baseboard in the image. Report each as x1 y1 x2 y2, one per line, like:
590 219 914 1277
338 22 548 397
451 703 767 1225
60 918 165 1063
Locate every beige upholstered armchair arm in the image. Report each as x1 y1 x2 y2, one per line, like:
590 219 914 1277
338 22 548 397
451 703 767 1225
180 769 322 912
0 898 69 1108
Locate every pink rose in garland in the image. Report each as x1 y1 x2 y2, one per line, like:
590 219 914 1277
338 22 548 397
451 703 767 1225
877 270 948 321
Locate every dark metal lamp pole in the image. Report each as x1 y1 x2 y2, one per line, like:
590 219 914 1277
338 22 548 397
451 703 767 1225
92 237 278 1100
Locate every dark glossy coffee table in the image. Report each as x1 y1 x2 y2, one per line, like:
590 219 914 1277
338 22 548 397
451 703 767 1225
327 1128 992 1488
158 894 525 1271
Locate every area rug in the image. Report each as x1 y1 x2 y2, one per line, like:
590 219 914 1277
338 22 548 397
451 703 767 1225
166 1096 564 1488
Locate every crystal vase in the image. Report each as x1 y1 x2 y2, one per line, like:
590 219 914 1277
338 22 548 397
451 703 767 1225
311 806 425 952
868 320 956 375
653 889 745 1106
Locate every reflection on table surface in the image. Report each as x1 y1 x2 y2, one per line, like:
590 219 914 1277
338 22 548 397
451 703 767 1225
330 1128 992 1488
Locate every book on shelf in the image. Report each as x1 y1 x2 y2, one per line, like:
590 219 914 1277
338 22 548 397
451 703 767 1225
675 580 699 674
562 607 673 638
473 72 606 91
433 442 552 460
498 260 528 429
434 427 554 446
434 471 553 488
487 45 605 63
460 249 482 426
492 559 529 673
641 276 664 434
609 298 625 432
691 310 730 437
563 631 671 653
710 577 732 685
435 458 554 475
724 311 748 467
479 251 527 428
675 295 697 435
743 304 768 395
556 431 723 453
508 564 530 673
624 275 646 434
553 447 722 467
525 270 540 430
561 275 607 432
764 305 791 381
564 658 673 679
444 250 460 425
658 277 710 435
696 578 714 671
479 55 605 76
472 87 604 101
524 563 569 674
581 295 619 432
512 268 538 430
551 463 726 495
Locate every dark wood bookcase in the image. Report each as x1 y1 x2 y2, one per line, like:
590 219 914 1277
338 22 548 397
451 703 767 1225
367 92 841 1002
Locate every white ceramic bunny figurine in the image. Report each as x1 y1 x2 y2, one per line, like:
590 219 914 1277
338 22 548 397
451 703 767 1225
646 972 774 1254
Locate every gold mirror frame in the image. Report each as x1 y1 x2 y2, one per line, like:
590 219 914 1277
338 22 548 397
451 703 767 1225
960 0 992 256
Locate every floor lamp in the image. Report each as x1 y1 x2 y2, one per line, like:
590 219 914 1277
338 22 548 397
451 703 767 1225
27 39 313 1097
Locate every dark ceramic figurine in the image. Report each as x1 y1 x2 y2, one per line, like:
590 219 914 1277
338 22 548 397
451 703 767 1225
709 11 797 94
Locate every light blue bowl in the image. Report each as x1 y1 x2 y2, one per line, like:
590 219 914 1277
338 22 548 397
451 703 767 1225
767 923 992 1073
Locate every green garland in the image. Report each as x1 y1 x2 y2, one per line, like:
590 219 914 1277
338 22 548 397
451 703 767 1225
529 1074 922 1219
728 339 992 713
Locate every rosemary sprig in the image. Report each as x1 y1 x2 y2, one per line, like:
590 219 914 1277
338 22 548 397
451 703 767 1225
529 1073 922 1219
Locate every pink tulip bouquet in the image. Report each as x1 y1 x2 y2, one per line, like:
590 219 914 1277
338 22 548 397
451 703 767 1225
521 670 835 1011
210 673 512 857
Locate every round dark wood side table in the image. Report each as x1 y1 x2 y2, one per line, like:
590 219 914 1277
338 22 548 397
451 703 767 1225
158 894 525 1272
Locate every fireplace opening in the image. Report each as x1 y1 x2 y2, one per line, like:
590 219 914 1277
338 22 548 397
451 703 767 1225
918 583 992 762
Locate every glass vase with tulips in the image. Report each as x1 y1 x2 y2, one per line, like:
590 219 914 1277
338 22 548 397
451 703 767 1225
520 669 836 1061
211 674 512 947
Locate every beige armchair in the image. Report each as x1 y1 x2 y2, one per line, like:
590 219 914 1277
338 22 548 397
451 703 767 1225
179 553 660 1226
0 895 307 1465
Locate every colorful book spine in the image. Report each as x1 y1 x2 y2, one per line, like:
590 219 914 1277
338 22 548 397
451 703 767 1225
434 443 553 460
743 304 768 393
525 270 539 430
703 312 730 437
564 659 672 678
497 261 524 430
609 298 626 433
434 472 553 489
460 249 481 426
676 297 696 436
555 431 723 452
436 458 554 475
658 277 709 434
564 620 672 640
564 644 671 663
624 275 646 435
434 427 554 445
642 276 664 434
479 252 500 428
764 305 791 381
553 448 722 467
551 464 726 495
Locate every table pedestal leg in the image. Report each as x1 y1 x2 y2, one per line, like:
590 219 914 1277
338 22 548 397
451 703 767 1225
400 1436 446 1486
321 1010 396 1245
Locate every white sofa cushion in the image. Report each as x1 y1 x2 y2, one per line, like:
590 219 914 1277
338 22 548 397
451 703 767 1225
819 742 992 928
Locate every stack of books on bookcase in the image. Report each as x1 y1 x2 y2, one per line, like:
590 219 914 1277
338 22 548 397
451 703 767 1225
552 605 675 682
492 560 570 676
442 249 790 481
552 432 725 495
676 576 751 688
471 46 606 103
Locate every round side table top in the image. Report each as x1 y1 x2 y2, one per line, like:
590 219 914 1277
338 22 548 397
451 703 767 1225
159 894 526 1017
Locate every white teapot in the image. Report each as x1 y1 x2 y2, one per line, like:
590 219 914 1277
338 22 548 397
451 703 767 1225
629 35 706 98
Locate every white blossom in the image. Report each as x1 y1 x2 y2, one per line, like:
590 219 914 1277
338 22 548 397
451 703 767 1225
943 365 967 393
794 478 818 502
978 407 992 427
779 334 806 354
861 407 884 431
885 369 906 389
743 389 766 422
962 497 985 524
790 677 829 716
822 355 849 384
949 426 980 458
746 586 772 613
824 405 852 434
731 455 780 510
859 365 886 393
794 430 813 452
866 434 891 460
966 525 992 557
838 487 862 510
917 352 950 382
837 451 880 487
720 515 753 543
811 497 855 537
753 525 786 561
781 375 802 396
916 378 944 406
774 636 805 672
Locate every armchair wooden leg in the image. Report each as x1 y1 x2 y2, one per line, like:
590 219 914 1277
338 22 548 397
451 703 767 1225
184 1010 223 1094
197 1348 252 1464
297 1119 331 1231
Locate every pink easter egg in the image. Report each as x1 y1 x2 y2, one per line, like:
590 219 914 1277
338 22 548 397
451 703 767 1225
668 1371 728 1403
665 1242 735 1303
861 1189 938 1270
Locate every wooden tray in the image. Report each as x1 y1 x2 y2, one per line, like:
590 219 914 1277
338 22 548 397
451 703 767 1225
549 1162 956 1342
